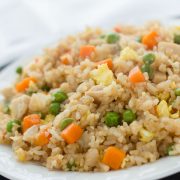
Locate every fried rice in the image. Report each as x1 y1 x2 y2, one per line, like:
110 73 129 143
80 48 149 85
0 21 179 172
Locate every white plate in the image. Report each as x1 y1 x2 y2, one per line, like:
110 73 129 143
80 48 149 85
0 44 180 180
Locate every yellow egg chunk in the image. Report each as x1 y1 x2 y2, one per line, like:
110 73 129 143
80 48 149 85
139 128 154 143
90 64 114 86
120 47 138 61
156 100 169 117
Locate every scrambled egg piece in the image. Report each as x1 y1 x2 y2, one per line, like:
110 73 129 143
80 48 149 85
156 100 169 117
120 47 138 61
139 128 154 142
90 64 114 86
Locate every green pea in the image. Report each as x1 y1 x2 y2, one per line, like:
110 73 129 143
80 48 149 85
6 120 21 133
174 34 180 44
100 34 106 39
41 84 50 92
104 112 121 127
106 33 120 44
136 36 142 43
49 102 60 115
59 118 74 130
3 103 10 114
52 90 68 103
122 109 136 124
166 144 174 155
143 53 155 64
67 161 76 171
16 66 23 74
175 88 180 96
141 64 154 79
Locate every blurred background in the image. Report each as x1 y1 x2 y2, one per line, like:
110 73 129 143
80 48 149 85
0 0 179 66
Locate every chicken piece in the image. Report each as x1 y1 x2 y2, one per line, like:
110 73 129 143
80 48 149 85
86 84 119 104
153 72 167 84
29 93 51 113
1 86 16 101
158 42 180 60
85 148 99 167
10 95 30 119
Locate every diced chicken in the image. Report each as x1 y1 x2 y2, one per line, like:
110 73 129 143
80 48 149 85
1 86 16 100
10 95 30 119
85 148 99 167
29 93 51 113
153 72 167 84
158 42 180 59
0 113 11 130
86 83 119 104
23 125 38 143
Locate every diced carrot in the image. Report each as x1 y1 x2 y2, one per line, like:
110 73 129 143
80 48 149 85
60 54 70 65
128 66 145 83
102 146 126 170
95 58 113 69
34 130 51 146
16 77 36 92
142 31 158 49
79 45 95 58
61 58 69 65
61 123 83 144
22 114 41 133
114 25 121 33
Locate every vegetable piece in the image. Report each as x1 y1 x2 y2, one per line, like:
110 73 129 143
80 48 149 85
34 130 51 146
22 114 41 133
139 128 154 142
100 34 106 39
61 58 69 65
52 90 68 103
122 109 136 124
60 54 71 65
95 58 113 69
6 120 20 133
67 161 76 171
175 88 180 96
104 112 121 127
102 146 126 170
3 103 10 114
114 25 121 33
61 123 83 144
166 144 174 155
49 102 60 115
59 118 74 130
156 100 169 117
16 66 23 74
106 33 119 44
128 66 145 83
79 45 96 58
90 64 114 86
141 64 154 79
120 47 138 61
16 77 36 92
136 36 142 43
41 84 50 92
174 34 180 44
142 31 158 49
143 53 155 64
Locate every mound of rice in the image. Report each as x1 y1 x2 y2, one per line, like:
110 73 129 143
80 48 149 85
0 21 179 172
